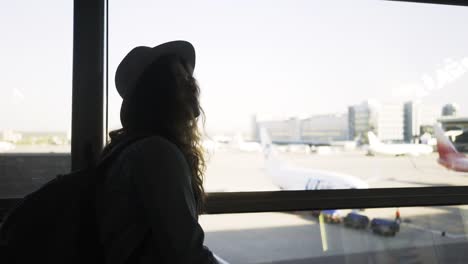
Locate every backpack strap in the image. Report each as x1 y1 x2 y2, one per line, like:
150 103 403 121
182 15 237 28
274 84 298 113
97 134 152 173
90 134 152 263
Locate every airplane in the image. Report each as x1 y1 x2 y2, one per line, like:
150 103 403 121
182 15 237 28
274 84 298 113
433 124 468 173
260 128 369 190
232 133 261 152
367 131 433 156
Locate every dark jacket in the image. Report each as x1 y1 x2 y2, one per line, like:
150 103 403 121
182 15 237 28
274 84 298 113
96 135 217 264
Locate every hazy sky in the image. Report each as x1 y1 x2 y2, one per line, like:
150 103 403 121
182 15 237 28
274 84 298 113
1 0 468 133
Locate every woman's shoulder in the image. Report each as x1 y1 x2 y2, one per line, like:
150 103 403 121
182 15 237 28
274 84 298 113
120 135 185 164
132 135 177 149
118 135 192 186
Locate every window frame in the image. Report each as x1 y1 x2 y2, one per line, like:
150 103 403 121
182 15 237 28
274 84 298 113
1 0 468 218
390 0 468 6
71 0 106 171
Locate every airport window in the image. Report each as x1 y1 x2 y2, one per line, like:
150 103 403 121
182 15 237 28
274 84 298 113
2 1 468 263
108 0 468 195
0 0 465 211
0 1 72 200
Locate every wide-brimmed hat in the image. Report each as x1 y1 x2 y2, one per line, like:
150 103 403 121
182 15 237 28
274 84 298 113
115 40 196 99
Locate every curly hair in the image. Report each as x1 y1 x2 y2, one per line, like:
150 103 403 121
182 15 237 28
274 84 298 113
104 55 206 213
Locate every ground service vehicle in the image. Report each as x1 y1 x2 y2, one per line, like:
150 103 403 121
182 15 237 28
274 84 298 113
343 212 370 229
321 210 343 224
370 218 400 236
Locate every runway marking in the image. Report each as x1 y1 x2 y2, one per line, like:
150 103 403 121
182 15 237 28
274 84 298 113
319 214 329 252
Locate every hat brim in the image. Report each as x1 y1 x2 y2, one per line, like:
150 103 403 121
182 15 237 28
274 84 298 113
115 40 196 99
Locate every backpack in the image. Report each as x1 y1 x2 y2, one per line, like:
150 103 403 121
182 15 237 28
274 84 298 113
0 135 147 264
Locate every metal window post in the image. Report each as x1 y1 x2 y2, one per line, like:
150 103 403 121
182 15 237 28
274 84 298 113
71 0 106 171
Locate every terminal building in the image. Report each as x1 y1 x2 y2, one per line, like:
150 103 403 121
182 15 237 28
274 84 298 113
256 117 302 142
403 101 440 142
441 103 459 117
348 100 404 142
257 101 463 146
255 114 348 144
300 114 349 143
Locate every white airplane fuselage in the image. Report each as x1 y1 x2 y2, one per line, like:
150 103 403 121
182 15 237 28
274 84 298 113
266 159 369 190
367 132 433 156
369 143 433 156
261 128 369 191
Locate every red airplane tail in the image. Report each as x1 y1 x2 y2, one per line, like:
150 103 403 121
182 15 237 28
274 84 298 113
433 125 465 161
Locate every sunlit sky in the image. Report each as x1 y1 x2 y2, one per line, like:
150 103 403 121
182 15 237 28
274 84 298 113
1 0 468 133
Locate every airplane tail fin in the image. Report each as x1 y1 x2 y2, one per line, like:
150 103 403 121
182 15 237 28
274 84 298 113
367 131 381 146
260 127 275 159
433 124 463 160
259 127 284 165
259 127 286 188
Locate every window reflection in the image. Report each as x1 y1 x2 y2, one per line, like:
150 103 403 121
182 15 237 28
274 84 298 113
200 206 468 263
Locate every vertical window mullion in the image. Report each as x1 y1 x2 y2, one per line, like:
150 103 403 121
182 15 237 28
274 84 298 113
71 0 106 171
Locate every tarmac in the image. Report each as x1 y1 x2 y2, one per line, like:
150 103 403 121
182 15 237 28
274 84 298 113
200 146 468 263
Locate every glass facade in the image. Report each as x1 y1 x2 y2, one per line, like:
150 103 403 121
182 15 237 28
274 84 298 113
109 0 468 193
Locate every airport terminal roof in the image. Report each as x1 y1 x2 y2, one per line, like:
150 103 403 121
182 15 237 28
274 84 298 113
438 116 468 124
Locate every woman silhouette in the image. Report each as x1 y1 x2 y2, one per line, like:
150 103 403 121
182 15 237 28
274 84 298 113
96 41 218 264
